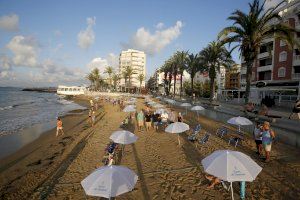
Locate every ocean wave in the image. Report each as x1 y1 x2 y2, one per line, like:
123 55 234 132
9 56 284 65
58 99 73 105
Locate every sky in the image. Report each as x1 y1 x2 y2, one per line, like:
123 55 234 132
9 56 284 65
0 0 281 87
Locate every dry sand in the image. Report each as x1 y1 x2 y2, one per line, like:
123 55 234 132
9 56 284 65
0 96 300 200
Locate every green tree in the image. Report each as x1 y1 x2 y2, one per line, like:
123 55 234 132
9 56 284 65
112 73 120 91
174 51 188 98
186 53 202 97
136 73 145 93
104 66 114 89
219 0 298 103
199 41 234 102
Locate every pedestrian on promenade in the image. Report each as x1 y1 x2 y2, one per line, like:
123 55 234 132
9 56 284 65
260 121 275 162
137 110 144 131
161 111 168 128
253 121 263 156
145 112 152 131
258 104 268 116
56 117 64 137
289 100 300 119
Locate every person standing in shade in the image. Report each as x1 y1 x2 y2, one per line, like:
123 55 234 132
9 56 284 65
152 112 160 132
289 100 300 119
56 117 64 137
145 112 152 131
137 110 144 131
168 109 176 124
177 112 183 122
260 121 275 162
253 121 263 156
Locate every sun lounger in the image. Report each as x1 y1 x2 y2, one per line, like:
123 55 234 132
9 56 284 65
228 132 244 148
216 126 228 138
198 132 211 144
188 124 202 142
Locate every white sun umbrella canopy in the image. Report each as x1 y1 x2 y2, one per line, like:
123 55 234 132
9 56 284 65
227 116 253 132
165 122 190 145
191 105 205 117
201 150 262 200
110 130 137 144
123 105 136 112
155 108 165 114
180 102 192 114
153 103 164 108
147 101 156 105
81 165 138 199
156 96 162 99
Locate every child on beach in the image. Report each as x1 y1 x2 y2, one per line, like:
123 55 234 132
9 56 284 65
260 121 275 162
137 110 144 131
253 121 263 156
91 111 96 127
56 117 64 137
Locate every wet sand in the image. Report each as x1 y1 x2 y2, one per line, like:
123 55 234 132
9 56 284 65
1 97 300 199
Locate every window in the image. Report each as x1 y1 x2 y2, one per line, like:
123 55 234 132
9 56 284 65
258 71 272 80
251 72 255 81
278 67 286 77
279 51 287 62
280 40 286 47
259 58 272 66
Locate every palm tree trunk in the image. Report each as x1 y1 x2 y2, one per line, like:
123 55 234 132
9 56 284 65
173 73 177 96
180 73 183 98
245 61 253 104
209 77 215 102
191 75 194 97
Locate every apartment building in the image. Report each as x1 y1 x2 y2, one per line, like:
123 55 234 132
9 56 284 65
119 49 146 91
225 65 241 90
240 0 300 103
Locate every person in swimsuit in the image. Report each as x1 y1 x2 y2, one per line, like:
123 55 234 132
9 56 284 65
56 117 64 137
260 121 275 162
177 112 183 122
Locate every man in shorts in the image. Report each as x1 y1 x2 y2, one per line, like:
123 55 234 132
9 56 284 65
145 112 152 131
137 110 144 131
56 117 64 137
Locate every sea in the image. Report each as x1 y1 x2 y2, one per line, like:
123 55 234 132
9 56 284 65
0 87 86 159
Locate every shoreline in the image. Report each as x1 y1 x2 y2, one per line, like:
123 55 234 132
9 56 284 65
0 97 89 170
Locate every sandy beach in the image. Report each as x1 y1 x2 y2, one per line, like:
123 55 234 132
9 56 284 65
1 96 300 200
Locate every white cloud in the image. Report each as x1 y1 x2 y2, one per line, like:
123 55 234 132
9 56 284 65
6 35 39 67
0 14 19 31
87 57 108 73
53 43 63 53
155 22 164 29
106 53 119 68
0 54 12 71
122 21 183 55
54 30 62 37
77 17 96 49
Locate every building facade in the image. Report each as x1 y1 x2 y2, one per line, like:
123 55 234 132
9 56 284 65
119 49 146 91
225 65 241 90
240 0 300 104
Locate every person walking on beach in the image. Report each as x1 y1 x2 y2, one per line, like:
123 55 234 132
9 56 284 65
137 110 144 131
168 110 176 124
253 121 263 156
56 117 64 137
260 121 275 162
152 112 160 132
145 112 152 131
177 112 183 122
161 111 168 128
88 109 93 125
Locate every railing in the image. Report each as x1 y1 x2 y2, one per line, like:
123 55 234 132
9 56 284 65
292 73 300 79
293 55 300 60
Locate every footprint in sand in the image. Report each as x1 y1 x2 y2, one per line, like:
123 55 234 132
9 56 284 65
27 159 42 167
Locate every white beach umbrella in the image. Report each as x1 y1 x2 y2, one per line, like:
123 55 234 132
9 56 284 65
191 105 205 117
155 108 165 114
180 102 192 114
81 165 138 199
123 105 136 112
165 122 190 145
227 116 253 132
156 96 162 99
147 101 156 105
110 130 137 144
201 150 262 200
153 103 164 108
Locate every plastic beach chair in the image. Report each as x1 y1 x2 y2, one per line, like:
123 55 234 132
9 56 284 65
188 124 202 142
228 132 244 148
216 126 228 138
198 132 211 144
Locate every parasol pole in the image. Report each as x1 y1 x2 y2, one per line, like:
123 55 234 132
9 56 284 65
230 182 234 200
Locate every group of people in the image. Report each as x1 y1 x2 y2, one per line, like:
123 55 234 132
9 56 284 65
253 121 275 162
136 107 184 132
244 102 268 116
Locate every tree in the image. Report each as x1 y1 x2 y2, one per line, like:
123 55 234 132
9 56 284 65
112 73 120 91
124 66 137 92
104 66 114 89
186 53 201 97
160 63 171 95
219 0 298 103
199 41 234 102
175 51 188 98
86 68 102 91
136 73 145 93
122 70 128 92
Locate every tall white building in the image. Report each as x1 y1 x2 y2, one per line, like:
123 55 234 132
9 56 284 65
119 49 146 91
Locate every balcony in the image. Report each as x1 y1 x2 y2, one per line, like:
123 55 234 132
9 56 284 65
257 65 273 72
293 55 300 66
257 51 272 59
292 73 300 80
240 68 247 75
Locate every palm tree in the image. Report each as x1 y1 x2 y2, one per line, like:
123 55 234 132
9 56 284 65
122 70 128 92
86 68 102 91
112 73 120 91
219 0 298 103
136 73 145 93
124 66 137 92
86 72 95 90
160 62 171 95
175 51 188 98
199 41 234 102
104 66 114 89
186 53 201 97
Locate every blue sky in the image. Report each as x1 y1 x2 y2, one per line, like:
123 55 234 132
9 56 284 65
0 0 278 87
